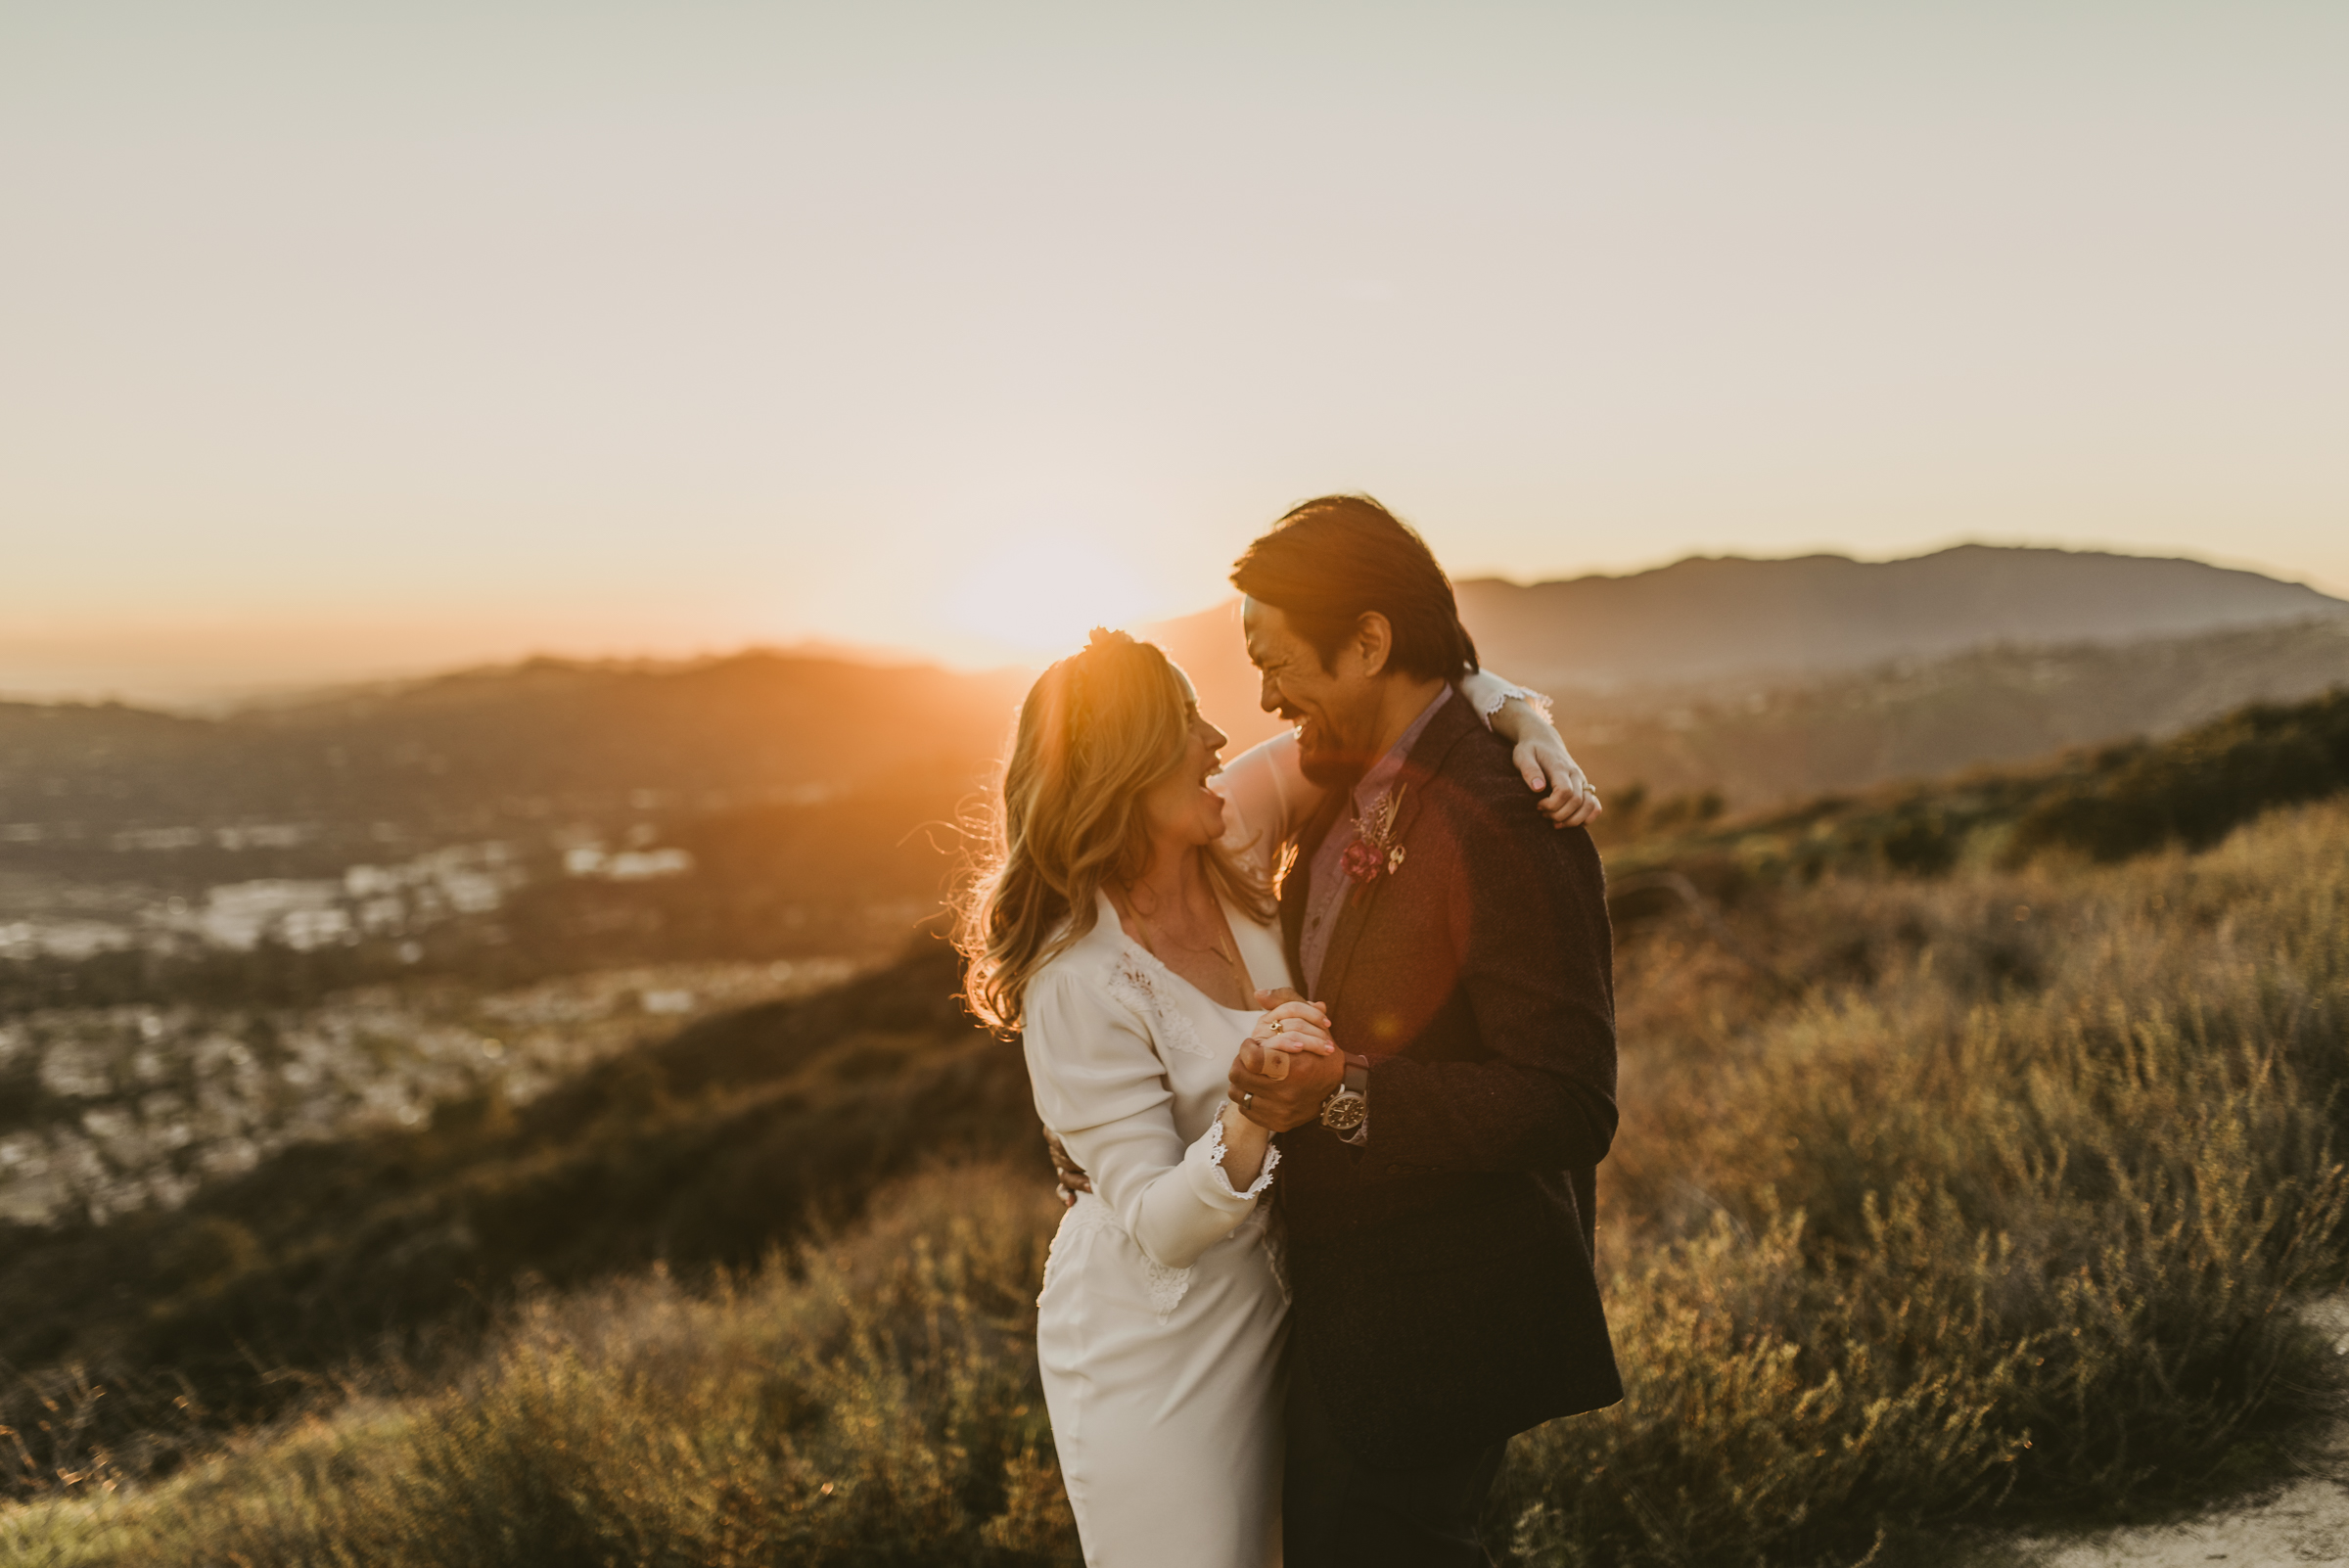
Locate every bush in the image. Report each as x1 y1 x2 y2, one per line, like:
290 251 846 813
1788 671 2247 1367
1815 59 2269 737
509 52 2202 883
2010 690 2349 862
10 798 2349 1566
1504 800 2349 1562
4 1168 1078 1568
0 942 1033 1497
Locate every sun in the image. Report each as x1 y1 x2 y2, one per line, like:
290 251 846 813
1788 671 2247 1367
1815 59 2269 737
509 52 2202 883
946 535 1151 659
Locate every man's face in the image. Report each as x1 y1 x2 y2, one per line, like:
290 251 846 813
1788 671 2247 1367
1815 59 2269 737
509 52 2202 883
1242 598 1384 786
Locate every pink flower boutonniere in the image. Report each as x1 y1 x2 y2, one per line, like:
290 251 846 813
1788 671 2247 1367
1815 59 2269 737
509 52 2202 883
1340 786 1407 899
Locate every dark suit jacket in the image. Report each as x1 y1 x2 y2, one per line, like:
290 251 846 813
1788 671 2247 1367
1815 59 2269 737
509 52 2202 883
1277 691 1623 1466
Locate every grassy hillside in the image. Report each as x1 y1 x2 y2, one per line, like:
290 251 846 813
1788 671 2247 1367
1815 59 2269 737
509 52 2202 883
6 684 2349 1564
1599 684 2349 899
0 942 1030 1493
13 789 2349 1566
1556 616 2349 809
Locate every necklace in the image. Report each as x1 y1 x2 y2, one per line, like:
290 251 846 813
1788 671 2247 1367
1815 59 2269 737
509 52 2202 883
1116 885 1255 1009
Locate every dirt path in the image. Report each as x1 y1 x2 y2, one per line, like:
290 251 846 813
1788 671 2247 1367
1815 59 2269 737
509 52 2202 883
2019 1473 2349 1566
2006 1300 2349 1567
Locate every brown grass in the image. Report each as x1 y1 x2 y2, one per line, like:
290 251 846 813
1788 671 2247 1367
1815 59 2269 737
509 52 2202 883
8 800 2349 1566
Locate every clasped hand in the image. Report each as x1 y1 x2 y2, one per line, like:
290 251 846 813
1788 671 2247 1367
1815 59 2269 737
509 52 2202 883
1043 989 1348 1207
1227 988 1345 1131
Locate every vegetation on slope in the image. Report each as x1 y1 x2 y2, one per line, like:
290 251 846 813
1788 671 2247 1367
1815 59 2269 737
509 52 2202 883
6 684 2349 1564
1497 800 2349 1563
0 943 1028 1493
8 1168 1076 1568
1602 685 2349 895
11 794 2349 1565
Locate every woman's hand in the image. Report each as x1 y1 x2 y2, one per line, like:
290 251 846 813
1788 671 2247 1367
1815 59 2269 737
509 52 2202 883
1244 996 1337 1079
1513 731 1601 827
1493 697 1601 828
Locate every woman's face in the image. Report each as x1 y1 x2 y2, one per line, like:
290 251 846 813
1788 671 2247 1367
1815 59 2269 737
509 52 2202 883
1138 676 1229 851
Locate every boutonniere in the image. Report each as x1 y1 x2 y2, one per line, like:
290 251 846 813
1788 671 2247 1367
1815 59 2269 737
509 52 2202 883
1339 786 1407 899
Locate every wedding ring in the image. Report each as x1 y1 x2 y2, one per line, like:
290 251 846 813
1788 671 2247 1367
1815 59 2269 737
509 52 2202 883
1241 1091 1255 1108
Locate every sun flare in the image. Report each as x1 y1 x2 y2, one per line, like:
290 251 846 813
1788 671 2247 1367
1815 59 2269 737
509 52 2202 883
945 536 1152 660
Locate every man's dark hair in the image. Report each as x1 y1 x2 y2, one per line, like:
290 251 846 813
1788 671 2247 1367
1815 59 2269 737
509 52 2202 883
1230 494 1479 681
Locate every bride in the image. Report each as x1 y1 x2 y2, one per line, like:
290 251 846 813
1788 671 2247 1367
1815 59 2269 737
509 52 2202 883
955 628 1593 1566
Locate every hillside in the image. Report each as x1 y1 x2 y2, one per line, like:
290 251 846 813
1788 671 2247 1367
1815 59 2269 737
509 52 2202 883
1553 615 2349 808
0 652 1028 841
8 685 2349 1564
8 546 2335 838
0 653 1028 991
1151 543 2348 752
0 940 1028 1484
1158 605 2349 807
7 546 2346 994
1455 542 2345 691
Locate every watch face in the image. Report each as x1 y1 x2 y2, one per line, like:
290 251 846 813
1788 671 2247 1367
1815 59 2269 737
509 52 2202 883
1320 1093 1367 1132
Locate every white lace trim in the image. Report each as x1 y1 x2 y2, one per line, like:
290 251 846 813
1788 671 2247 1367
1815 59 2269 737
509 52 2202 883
1139 1255 1193 1322
1469 676 1553 725
1038 1195 1195 1323
1204 1114 1280 1200
1104 946 1214 1059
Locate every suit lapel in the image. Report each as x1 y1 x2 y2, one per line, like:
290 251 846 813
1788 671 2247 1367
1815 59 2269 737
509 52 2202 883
1313 695 1483 1011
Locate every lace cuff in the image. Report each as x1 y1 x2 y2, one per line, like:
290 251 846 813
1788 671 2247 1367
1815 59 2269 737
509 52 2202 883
1459 669 1554 727
1202 1114 1281 1201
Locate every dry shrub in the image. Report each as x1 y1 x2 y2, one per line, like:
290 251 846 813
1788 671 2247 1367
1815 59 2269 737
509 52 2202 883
6 1167 1078 1568
10 803 2349 1567
1498 801 2349 1564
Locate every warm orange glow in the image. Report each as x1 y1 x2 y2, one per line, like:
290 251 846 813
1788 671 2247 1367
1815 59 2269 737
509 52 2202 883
946 536 1152 661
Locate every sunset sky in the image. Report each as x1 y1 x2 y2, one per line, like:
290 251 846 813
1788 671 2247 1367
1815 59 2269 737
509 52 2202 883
4 2 2344 704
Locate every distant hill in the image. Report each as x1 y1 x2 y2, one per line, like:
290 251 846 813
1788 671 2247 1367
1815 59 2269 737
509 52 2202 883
0 654 1033 977
0 652 1029 841
1455 543 2345 692
6 546 2344 967
1551 616 2349 808
1145 543 2349 764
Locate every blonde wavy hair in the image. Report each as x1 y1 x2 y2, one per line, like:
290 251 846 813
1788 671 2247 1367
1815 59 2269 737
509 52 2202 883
955 628 1273 1036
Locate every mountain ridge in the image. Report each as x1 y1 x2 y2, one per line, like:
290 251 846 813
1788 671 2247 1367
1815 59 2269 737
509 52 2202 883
6 545 2342 844
1143 542 2347 751
1454 542 2345 691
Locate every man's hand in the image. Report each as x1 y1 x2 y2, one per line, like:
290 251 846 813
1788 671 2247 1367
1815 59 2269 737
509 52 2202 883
1229 995 1346 1131
1044 1128 1091 1208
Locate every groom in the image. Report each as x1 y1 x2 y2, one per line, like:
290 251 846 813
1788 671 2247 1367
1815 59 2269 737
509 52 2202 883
1226 495 1622 1567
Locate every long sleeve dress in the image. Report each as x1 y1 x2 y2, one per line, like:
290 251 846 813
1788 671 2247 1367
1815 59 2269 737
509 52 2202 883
1025 741 1309 1567
1025 674 1539 1567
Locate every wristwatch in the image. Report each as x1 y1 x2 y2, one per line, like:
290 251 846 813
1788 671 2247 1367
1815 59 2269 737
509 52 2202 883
1318 1052 1370 1139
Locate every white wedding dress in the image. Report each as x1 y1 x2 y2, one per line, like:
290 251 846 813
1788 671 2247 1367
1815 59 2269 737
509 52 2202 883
1023 676 1532 1567
1024 734 1312 1568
